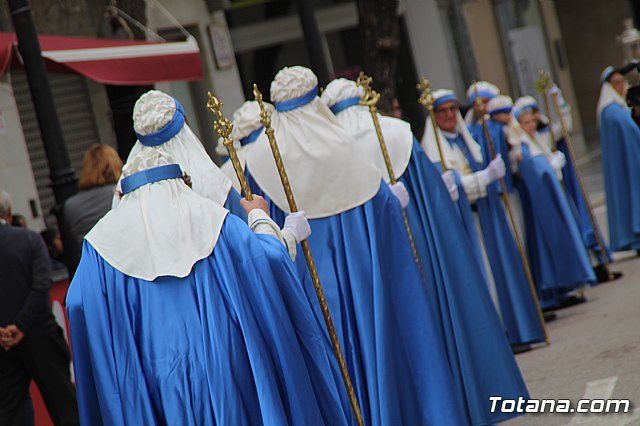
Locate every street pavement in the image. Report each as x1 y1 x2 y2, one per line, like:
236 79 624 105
504 149 640 426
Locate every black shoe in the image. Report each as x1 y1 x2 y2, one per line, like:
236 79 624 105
543 311 557 322
593 265 623 283
512 344 533 354
556 293 587 310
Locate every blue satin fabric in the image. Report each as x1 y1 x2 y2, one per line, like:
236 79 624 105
67 215 354 426
600 103 640 251
472 120 514 193
329 97 361 115
402 139 528 425
121 164 183 195
516 145 596 308
554 135 613 264
274 86 318 112
224 187 248 222
445 134 545 346
244 169 466 426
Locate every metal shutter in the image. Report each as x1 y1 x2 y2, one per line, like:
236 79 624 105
11 71 102 227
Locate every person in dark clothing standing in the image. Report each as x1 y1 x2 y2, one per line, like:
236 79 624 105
0 190 79 426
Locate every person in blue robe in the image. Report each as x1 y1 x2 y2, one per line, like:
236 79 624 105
598 66 640 252
464 81 500 143
242 66 465 426
511 105 596 309
321 78 529 425
514 94 618 283
421 89 546 351
115 90 247 221
67 149 354 426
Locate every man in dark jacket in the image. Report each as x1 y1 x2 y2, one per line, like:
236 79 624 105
0 190 79 426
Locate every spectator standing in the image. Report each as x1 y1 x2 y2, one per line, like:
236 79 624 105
63 144 122 275
0 189 79 426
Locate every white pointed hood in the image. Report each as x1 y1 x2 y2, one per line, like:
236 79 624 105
244 66 381 218
321 78 413 183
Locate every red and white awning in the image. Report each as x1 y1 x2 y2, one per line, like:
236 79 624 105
0 32 203 85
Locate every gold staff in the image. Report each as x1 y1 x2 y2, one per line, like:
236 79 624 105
206 93 253 201
417 79 448 172
472 82 550 344
545 82 615 280
535 71 558 153
356 72 425 284
253 84 364 426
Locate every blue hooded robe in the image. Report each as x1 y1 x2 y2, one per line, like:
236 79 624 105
67 214 354 426
443 134 546 347
398 138 529 425
515 143 596 309
599 102 640 251
244 168 466 426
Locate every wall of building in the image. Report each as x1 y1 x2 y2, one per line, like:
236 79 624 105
462 0 511 96
401 0 462 94
0 79 45 230
555 0 630 145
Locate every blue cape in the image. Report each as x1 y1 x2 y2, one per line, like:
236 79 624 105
600 103 640 251
516 145 596 307
553 134 612 264
443 134 546 347
401 139 528 425
244 169 466 426
67 215 353 426
224 187 247 221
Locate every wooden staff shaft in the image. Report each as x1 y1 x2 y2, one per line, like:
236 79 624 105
551 93 613 278
427 107 449 173
224 139 253 201
479 107 550 344
261 120 365 426
366 105 426 284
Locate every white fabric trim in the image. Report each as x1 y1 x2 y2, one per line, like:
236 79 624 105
245 67 381 218
88 151 227 281
114 91 232 208
321 79 412 182
420 112 484 170
596 82 628 125
43 37 199 63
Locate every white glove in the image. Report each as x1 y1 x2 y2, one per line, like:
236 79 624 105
479 154 506 186
283 211 311 243
548 84 566 106
548 151 567 172
389 182 410 209
441 170 459 202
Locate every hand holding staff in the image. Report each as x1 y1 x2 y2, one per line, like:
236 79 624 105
417 79 448 172
357 72 426 285
472 82 549 344
253 84 364 426
206 92 253 201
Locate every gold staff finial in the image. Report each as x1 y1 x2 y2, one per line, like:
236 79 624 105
534 69 553 94
206 91 253 201
252 83 364 426
356 72 381 109
416 78 434 111
253 83 272 130
356 72 426 285
416 78 448 171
